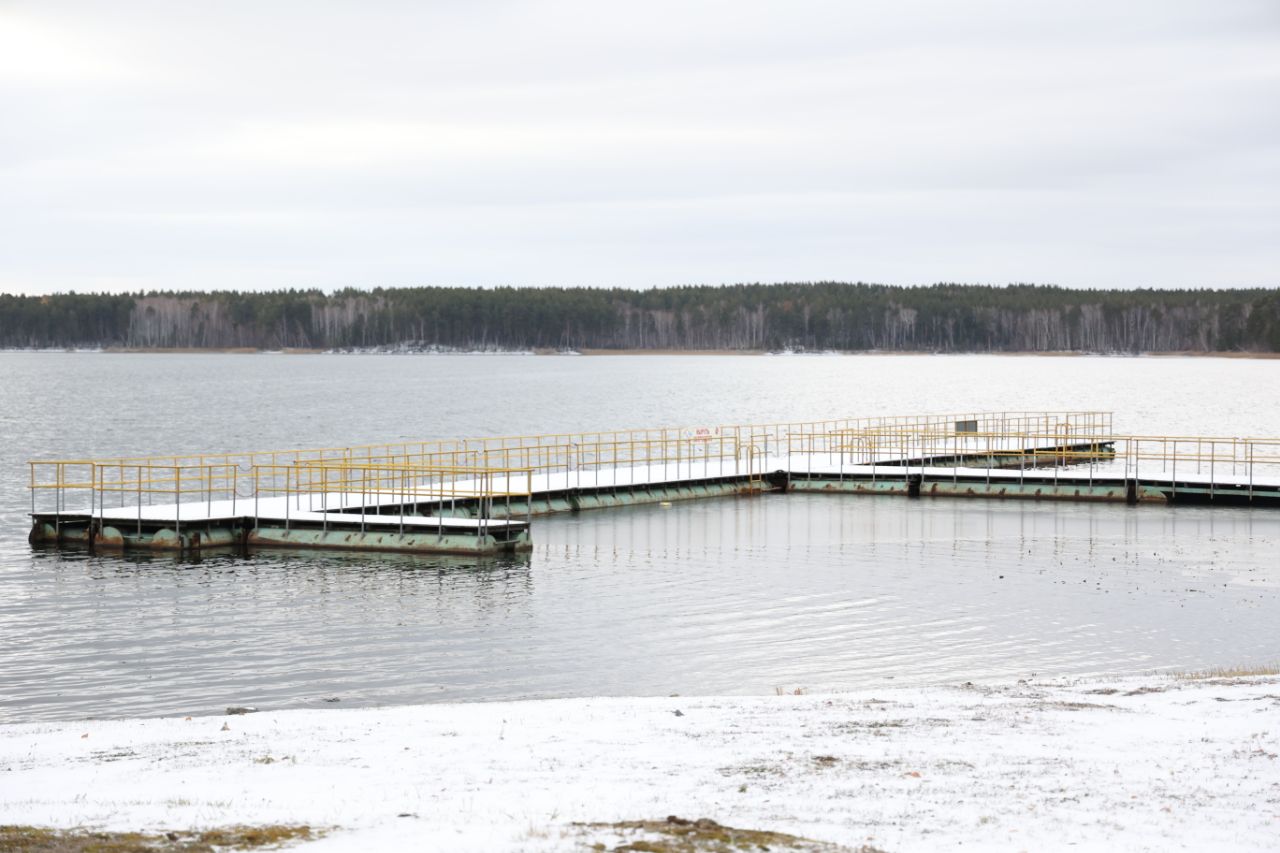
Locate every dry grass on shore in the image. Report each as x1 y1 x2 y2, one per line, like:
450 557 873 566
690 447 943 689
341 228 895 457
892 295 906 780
0 820 867 853
0 825 316 852
1176 662 1280 680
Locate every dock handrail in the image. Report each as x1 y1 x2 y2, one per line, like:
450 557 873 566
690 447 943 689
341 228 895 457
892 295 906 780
250 460 537 537
26 411 1112 472
785 428 1280 494
308 434 757 486
27 411 1119 521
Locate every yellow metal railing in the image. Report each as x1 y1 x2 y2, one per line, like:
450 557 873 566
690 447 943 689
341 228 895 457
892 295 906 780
27 411 1115 520
32 411 1111 473
316 434 757 486
785 427 1280 498
28 461 98 531
250 461 536 536
30 461 245 534
1118 435 1280 497
27 458 537 534
32 412 1280 525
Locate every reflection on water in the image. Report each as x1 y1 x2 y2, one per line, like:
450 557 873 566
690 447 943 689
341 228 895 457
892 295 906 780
2 493 1276 722
3 547 535 722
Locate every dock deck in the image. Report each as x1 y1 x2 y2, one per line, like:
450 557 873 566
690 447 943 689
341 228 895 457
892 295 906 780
28 410 1280 554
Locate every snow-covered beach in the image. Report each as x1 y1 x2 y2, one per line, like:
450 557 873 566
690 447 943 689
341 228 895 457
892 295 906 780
2 674 1276 852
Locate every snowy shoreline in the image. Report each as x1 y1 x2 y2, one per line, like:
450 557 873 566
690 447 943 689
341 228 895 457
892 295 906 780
2 675 1277 852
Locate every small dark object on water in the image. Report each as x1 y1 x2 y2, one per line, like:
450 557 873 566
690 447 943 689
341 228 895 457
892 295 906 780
322 697 342 703
673 709 685 717
226 706 258 715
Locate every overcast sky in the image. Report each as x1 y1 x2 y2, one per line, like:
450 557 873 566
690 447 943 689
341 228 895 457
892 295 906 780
1 0 1277 294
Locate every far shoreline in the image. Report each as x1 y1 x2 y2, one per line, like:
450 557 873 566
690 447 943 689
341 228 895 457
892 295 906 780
3 347 1277 359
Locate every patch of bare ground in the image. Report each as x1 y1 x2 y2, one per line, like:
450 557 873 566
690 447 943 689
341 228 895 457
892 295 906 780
716 760 786 779
1123 685 1166 696
0 825 317 852
1083 684 1173 696
829 719 909 731
574 816 879 852
1038 701 1123 711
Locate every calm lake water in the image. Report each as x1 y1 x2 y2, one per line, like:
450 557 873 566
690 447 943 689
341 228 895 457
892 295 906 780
1 353 1278 721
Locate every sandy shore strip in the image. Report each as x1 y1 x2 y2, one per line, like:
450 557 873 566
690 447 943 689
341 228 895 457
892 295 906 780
1 675 1277 852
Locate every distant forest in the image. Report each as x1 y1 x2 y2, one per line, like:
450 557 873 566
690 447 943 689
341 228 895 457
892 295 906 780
3 283 1280 353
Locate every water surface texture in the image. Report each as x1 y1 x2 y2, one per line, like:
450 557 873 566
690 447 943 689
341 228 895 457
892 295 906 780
1 354 1277 721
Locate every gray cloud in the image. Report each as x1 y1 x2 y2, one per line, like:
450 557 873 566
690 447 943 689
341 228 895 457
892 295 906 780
1 0 1277 293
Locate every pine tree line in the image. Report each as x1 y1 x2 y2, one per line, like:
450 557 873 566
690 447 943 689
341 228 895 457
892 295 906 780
2 283 1278 352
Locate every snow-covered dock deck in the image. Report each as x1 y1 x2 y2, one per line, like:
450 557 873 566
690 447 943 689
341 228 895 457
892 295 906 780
27 411 1280 555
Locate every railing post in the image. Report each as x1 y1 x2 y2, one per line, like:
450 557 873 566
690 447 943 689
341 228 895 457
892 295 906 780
1248 441 1254 501
175 466 181 539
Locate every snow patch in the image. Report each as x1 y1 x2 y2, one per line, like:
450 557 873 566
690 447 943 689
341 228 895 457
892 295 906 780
1 676 1276 851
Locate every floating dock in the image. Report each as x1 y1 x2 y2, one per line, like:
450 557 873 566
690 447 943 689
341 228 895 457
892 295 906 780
28 411 1280 555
